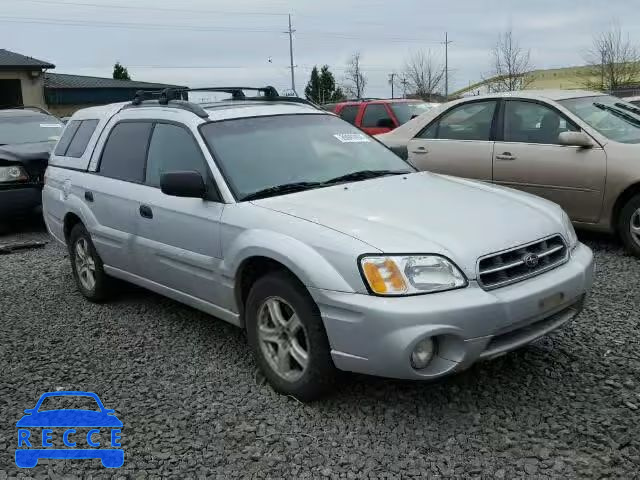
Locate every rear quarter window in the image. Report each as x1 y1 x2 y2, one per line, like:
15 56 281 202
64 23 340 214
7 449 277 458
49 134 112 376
54 119 99 158
99 122 153 183
54 120 81 156
65 120 99 158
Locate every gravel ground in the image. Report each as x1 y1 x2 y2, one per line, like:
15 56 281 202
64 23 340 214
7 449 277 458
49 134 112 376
0 216 638 479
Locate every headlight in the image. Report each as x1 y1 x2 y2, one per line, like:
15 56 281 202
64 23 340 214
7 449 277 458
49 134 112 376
0 166 28 183
359 255 467 296
563 212 578 249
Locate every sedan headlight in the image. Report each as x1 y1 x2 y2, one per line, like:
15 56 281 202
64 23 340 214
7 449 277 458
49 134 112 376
0 166 28 183
359 255 467 296
563 212 578 250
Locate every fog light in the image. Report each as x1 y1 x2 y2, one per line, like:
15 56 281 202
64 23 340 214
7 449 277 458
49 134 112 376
410 338 436 369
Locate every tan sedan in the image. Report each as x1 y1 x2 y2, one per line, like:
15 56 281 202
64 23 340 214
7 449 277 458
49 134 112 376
377 90 640 257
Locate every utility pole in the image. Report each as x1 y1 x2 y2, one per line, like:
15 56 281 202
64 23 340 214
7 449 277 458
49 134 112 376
388 73 396 99
442 32 452 100
400 76 409 99
286 14 296 93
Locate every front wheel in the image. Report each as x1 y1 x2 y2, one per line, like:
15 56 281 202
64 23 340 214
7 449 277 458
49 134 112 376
245 271 337 401
618 194 640 258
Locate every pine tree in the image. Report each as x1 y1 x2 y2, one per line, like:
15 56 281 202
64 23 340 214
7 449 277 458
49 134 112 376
113 62 131 81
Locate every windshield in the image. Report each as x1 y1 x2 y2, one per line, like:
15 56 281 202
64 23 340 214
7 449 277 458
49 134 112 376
0 114 63 145
200 114 413 200
390 102 433 124
559 95 640 144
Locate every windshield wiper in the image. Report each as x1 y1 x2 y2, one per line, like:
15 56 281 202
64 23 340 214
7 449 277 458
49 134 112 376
614 102 640 116
321 169 410 186
594 102 640 128
242 181 323 201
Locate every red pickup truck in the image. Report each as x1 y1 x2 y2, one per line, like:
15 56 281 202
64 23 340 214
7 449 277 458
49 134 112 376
325 99 434 135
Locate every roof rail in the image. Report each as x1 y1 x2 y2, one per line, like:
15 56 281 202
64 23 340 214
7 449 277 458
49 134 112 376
125 86 320 118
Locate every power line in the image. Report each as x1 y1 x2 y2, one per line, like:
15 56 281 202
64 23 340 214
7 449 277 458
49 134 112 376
0 16 442 44
12 0 288 16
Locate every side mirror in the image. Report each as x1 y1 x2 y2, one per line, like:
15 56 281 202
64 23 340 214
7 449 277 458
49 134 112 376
24 409 34 414
160 171 206 198
558 131 593 148
105 409 115 415
376 118 395 129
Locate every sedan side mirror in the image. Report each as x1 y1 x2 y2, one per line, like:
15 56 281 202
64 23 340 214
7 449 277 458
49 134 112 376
160 171 206 198
558 131 593 148
23 409 34 414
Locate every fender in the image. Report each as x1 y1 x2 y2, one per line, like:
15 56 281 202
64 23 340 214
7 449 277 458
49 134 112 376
222 228 356 293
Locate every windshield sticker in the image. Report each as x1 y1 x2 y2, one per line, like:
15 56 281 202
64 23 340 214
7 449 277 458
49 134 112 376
333 133 370 143
40 124 62 128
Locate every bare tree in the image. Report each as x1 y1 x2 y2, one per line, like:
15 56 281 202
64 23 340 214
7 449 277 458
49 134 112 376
583 23 640 92
485 28 533 92
403 50 445 100
344 52 367 98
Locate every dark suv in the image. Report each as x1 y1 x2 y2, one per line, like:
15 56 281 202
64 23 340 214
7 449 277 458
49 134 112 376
326 99 434 135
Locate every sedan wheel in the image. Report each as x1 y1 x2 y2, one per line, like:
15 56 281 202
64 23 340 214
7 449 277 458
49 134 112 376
630 208 640 248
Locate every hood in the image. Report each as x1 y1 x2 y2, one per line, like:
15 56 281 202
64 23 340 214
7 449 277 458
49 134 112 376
0 141 53 176
16 409 123 428
254 172 565 279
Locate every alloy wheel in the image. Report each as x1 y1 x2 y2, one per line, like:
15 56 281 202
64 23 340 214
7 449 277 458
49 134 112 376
631 208 640 248
257 296 310 382
75 237 96 291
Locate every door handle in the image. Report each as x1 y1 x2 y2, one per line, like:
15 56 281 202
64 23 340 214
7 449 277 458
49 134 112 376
139 204 153 219
495 152 516 161
412 146 429 154
84 191 94 202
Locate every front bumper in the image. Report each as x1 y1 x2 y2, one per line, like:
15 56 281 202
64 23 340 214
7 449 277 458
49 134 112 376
310 243 594 380
0 185 42 217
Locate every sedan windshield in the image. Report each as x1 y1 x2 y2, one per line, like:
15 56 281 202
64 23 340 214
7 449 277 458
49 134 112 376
200 114 413 200
559 95 640 144
389 102 433 124
0 114 63 145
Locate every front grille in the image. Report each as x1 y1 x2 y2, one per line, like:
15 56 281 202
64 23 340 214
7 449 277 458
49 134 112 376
477 235 568 290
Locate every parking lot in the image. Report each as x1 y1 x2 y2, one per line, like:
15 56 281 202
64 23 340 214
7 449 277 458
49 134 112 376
0 218 638 479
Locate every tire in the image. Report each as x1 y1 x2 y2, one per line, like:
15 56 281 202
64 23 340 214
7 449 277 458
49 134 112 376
68 223 113 302
245 271 337 401
618 194 640 258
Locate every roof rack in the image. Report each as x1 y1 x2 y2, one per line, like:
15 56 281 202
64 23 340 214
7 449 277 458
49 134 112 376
125 86 320 117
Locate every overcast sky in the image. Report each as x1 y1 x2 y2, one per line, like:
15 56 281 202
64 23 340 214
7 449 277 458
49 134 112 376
2 0 639 97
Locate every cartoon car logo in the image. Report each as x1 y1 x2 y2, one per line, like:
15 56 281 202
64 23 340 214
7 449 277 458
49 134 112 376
16 391 123 468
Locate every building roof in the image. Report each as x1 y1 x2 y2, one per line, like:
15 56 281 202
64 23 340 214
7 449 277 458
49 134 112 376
0 49 55 69
44 73 185 90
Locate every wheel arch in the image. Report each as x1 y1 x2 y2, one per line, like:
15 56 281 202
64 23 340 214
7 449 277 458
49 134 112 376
63 211 84 243
611 182 640 231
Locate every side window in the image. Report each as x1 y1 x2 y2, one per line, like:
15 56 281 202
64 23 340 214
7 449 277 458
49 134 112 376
65 120 99 158
431 101 497 141
504 101 578 144
54 120 80 156
145 123 209 188
361 104 393 128
417 122 438 139
338 105 359 125
99 122 153 183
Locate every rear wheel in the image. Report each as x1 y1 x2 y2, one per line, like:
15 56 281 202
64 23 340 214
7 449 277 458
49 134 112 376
68 223 113 302
618 194 640 258
245 271 337 401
